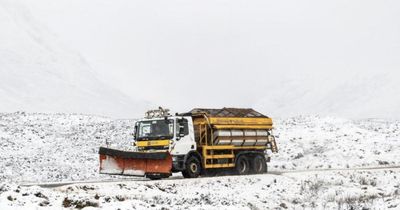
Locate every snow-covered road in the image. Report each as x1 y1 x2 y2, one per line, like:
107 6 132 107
19 165 400 189
2 168 399 209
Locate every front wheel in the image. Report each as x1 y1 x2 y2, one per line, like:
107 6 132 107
146 173 170 180
182 156 201 178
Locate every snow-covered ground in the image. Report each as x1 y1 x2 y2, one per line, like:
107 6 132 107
272 116 400 171
0 112 399 209
1 168 399 209
0 112 134 183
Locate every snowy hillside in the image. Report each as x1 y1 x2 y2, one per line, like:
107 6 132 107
273 115 400 170
0 112 399 209
0 112 134 183
0 0 148 118
1 112 399 184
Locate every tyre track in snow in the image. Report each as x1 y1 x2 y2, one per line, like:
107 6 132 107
270 165 400 175
21 165 400 188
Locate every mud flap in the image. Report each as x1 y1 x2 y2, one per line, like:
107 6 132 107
98 147 172 177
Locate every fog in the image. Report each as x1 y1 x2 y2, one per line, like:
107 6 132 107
21 0 400 118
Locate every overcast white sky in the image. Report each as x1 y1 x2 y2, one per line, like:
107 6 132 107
21 0 400 117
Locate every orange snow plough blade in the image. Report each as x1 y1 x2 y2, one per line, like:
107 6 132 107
98 147 172 177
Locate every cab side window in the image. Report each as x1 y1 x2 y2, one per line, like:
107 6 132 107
177 118 189 136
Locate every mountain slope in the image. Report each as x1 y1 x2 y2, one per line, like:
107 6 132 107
255 71 400 119
2 0 399 119
0 0 148 118
16 0 400 119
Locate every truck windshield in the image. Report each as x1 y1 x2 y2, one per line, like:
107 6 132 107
137 119 174 140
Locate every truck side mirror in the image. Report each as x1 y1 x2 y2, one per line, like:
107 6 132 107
133 125 138 140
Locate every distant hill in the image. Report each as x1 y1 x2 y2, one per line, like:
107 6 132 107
0 0 148 118
255 70 400 119
2 0 398 119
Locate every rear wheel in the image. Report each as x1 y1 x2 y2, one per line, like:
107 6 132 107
251 155 267 174
182 156 201 178
235 155 250 175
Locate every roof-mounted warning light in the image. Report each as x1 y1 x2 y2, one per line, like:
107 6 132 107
145 107 171 119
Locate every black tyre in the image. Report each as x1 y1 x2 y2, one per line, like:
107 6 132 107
235 155 250 175
146 173 170 180
147 176 161 180
182 156 201 178
251 155 267 174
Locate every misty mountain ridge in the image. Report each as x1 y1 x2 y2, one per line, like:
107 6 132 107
0 0 148 118
1 0 399 119
255 70 400 119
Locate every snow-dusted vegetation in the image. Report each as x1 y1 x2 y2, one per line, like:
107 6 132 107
0 112 134 183
1 167 399 209
272 116 400 171
1 112 399 209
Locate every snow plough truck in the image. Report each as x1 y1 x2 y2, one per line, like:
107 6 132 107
99 107 278 179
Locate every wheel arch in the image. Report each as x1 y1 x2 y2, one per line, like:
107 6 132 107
234 150 265 164
184 150 202 165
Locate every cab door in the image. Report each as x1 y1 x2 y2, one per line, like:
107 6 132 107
170 117 196 155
